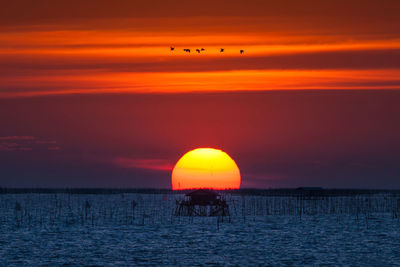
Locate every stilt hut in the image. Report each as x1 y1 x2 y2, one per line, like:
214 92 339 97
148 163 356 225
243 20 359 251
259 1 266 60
174 189 230 217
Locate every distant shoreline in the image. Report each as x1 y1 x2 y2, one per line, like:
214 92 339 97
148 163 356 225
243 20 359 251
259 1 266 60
0 188 399 196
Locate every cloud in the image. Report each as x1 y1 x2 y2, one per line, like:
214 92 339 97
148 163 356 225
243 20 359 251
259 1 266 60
0 136 59 151
1 0 399 34
113 158 173 172
2 68 400 98
0 136 35 140
3 47 400 75
0 142 32 151
1 1 400 98
2 45 400 98
36 140 57 144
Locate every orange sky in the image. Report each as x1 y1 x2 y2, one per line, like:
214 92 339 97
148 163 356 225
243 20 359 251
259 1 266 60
1 1 400 189
1 0 400 97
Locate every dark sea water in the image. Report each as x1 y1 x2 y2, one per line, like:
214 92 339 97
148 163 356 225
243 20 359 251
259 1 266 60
0 194 399 266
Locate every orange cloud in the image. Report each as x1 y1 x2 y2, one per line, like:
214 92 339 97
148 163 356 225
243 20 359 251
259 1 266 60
1 1 400 97
2 69 400 98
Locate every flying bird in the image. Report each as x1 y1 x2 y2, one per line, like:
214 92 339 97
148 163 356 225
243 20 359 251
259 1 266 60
196 49 201 53
170 47 175 51
183 49 191 53
201 48 205 51
220 48 224 52
240 50 244 54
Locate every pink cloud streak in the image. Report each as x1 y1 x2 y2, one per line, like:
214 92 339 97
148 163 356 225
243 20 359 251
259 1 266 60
113 158 174 172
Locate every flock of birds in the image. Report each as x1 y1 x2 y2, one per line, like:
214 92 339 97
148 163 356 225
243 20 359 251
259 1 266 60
170 47 244 54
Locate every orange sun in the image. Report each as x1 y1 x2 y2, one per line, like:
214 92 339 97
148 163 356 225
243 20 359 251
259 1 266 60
171 148 241 190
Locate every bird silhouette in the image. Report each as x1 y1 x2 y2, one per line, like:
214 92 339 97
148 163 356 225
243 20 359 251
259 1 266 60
176 47 245 55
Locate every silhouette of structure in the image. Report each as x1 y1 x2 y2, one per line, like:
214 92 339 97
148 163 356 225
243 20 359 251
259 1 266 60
174 189 230 217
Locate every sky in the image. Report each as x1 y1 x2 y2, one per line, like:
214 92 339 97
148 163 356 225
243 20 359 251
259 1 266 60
1 0 400 188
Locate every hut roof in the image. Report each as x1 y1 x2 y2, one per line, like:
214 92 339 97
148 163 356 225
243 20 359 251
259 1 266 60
185 189 220 197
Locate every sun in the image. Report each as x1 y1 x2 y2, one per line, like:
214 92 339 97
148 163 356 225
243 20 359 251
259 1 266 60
171 148 241 190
